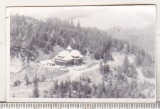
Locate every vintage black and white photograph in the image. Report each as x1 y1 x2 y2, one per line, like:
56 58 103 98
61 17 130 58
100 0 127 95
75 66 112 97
8 6 156 100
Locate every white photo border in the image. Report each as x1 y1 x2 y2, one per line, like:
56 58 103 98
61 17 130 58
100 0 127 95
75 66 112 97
3 0 160 102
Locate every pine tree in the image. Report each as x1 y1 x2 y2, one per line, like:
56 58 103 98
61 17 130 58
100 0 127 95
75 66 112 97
99 61 103 73
103 52 107 63
24 73 29 85
32 75 39 98
117 41 124 51
59 81 65 97
77 20 81 28
41 75 46 82
135 53 143 66
49 86 54 98
125 43 130 54
118 55 130 78
103 64 110 74
122 55 130 72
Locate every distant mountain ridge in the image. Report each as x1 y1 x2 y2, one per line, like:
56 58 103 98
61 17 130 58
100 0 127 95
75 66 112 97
107 25 155 57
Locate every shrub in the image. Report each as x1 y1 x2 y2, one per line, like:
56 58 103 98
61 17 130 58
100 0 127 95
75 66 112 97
13 79 22 87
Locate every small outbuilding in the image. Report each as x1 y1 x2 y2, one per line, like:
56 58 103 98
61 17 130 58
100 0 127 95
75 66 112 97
40 59 55 67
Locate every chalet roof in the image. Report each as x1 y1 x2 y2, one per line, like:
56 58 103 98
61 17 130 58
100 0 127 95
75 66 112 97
55 50 73 61
58 50 69 57
70 50 83 58
55 46 84 62
66 45 72 51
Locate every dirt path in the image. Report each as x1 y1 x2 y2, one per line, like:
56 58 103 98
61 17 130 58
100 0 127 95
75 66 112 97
69 63 100 81
52 63 100 82
136 68 155 84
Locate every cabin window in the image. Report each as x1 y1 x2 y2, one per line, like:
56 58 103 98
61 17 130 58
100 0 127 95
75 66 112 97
72 56 79 58
58 56 64 59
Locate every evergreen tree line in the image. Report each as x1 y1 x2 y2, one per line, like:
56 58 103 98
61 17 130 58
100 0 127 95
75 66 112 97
99 55 138 82
42 75 147 98
119 55 138 79
10 14 153 65
23 73 46 86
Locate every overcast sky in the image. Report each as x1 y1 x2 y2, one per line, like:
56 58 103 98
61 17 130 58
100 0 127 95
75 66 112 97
10 5 156 30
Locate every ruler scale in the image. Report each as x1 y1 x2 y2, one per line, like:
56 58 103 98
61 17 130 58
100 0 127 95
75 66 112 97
0 103 160 109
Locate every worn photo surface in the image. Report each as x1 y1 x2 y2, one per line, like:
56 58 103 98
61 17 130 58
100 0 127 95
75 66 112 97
9 6 156 99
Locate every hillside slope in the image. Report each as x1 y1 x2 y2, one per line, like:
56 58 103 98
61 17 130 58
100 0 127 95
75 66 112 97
107 25 155 57
10 15 155 98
